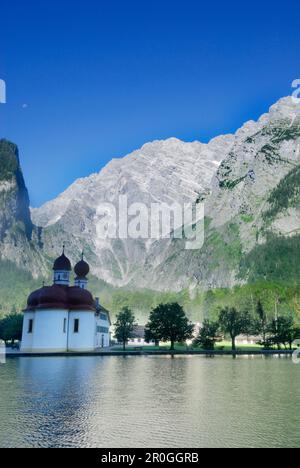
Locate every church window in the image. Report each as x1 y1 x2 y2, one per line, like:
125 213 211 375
74 319 79 333
97 326 109 334
28 319 34 334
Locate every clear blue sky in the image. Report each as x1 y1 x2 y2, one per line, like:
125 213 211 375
0 0 300 207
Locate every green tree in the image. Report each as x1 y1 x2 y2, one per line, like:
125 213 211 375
145 303 194 351
144 327 160 347
268 316 300 350
0 319 4 342
114 307 136 351
256 301 268 341
218 307 251 351
0 314 23 344
193 320 222 350
284 325 300 350
250 300 271 347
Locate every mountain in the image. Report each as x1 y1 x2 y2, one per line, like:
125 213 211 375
2 96 300 320
32 136 234 286
147 97 300 291
0 140 49 315
0 140 47 278
32 97 300 292
0 140 32 239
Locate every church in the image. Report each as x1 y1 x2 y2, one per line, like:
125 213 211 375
21 249 111 353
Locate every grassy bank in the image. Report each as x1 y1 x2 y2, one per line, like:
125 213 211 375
113 341 284 353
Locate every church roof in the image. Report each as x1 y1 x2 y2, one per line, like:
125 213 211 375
25 285 96 312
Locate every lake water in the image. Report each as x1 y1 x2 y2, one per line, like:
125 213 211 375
0 355 299 448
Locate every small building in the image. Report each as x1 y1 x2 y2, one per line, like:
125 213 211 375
127 326 155 347
21 249 111 353
236 335 259 346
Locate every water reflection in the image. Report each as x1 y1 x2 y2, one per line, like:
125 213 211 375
0 355 299 448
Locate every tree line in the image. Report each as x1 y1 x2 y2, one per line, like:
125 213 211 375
0 314 23 345
1 301 299 352
114 301 300 351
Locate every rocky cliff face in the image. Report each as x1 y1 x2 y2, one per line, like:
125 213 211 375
208 97 300 235
7 96 300 292
32 136 234 286
145 97 300 291
31 97 300 292
0 140 32 240
0 140 47 277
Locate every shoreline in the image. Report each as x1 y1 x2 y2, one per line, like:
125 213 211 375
5 349 296 358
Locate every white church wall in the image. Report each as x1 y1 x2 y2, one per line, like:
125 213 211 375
95 331 110 348
68 311 96 351
95 314 110 348
21 311 35 351
21 309 68 353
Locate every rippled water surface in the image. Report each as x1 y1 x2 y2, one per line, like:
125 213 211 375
0 355 299 448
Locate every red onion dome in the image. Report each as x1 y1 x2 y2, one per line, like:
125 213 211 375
37 285 68 308
68 287 95 311
26 285 68 310
27 290 40 308
74 259 90 278
53 249 72 271
25 282 96 312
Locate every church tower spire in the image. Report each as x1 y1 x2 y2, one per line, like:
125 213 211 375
53 246 72 286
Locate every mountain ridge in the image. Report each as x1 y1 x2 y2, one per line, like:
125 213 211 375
31 96 300 291
1 96 300 314
31 133 234 286
2 97 300 321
